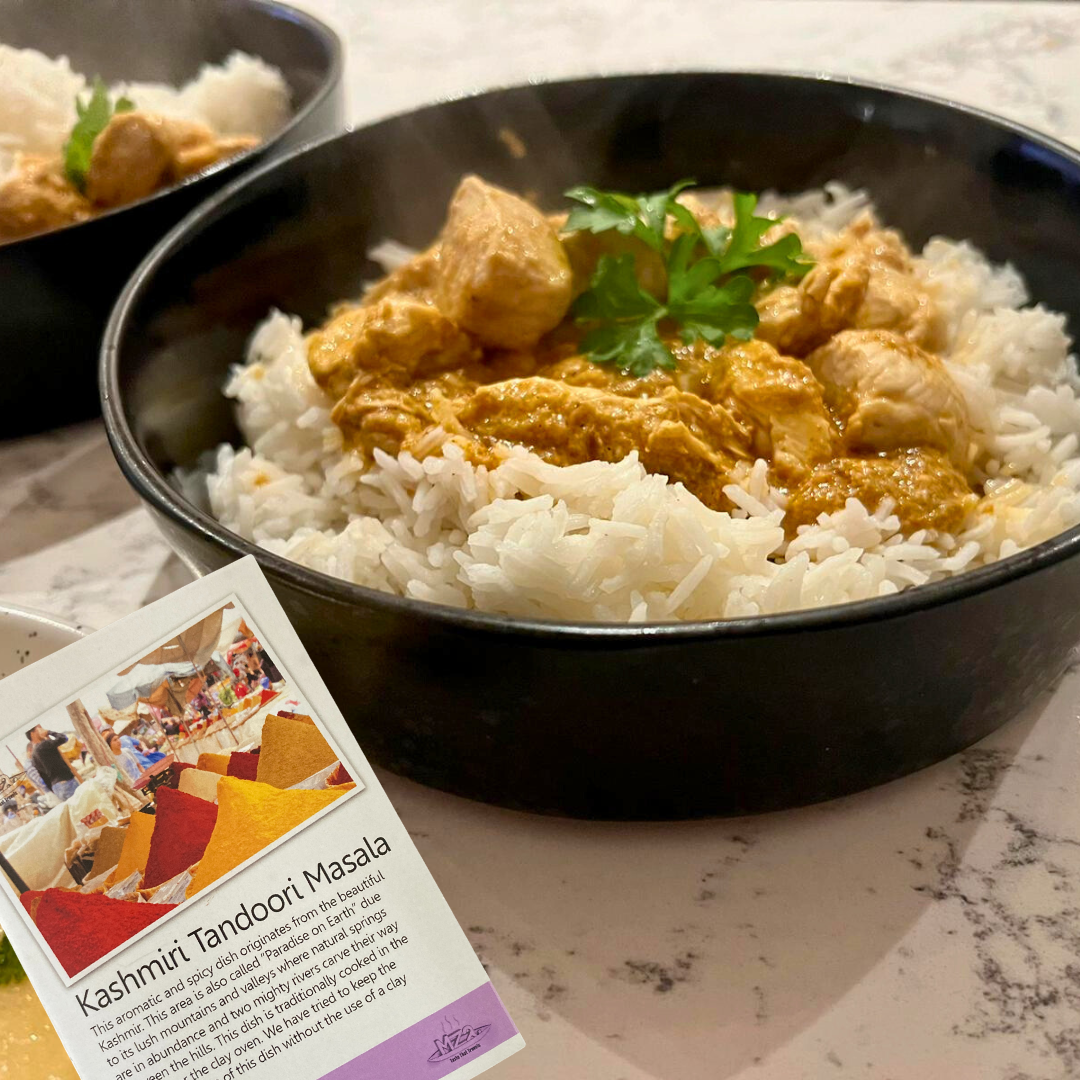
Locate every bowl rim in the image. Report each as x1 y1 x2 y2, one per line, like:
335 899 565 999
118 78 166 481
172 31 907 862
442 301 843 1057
0 602 89 642
101 68 1080 643
0 0 342 253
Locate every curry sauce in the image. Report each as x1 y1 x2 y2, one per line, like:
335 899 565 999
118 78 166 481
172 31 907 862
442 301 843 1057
305 176 976 534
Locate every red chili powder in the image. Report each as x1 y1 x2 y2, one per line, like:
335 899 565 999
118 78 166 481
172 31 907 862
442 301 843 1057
32 889 176 977
142 787 219 889
20 890 44 921
226 751 260 782
327 762 353 786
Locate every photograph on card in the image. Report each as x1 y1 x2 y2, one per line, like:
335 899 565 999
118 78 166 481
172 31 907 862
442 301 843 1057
0 597 362 983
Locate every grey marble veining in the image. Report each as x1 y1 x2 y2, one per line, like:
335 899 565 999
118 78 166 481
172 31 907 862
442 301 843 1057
4 3 1080 1076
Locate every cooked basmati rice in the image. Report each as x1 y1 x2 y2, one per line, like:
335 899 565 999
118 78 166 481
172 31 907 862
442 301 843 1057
201 188 1080 622
0 45 289 177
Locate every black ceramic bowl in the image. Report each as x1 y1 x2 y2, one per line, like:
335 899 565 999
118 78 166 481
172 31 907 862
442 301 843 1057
0 0 342 437
103 73 1080 819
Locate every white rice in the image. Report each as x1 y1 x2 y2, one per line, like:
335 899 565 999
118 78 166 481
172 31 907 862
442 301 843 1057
202 188 1080 622
0 45 289 176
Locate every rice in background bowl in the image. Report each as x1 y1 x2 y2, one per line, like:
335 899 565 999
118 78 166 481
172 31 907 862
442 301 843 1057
0 43 289 179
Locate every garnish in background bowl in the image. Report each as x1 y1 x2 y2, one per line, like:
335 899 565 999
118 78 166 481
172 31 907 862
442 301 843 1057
62 77 134 192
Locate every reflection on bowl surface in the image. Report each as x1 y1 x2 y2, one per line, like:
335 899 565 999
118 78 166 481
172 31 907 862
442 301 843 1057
104 73 1080 818
0 0 342 436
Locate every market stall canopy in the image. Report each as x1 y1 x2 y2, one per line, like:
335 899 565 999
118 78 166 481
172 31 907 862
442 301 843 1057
116 605 240 675
105 662 196 710
98 703 137 729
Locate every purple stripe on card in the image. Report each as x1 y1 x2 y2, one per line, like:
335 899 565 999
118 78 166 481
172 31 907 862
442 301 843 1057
320 982 518 1078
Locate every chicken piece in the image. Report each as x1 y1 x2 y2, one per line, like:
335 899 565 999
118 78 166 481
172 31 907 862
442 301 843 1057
445 377 752 509
787 448 977 534
436 176 573 348
756 213 943 355
821 213 942 350
0 154 92 242
85 111 257 208
704 339 837 484
331 387 444 459
330 347 542 459
308 295 481 400
807 329 971 469
755 255 870 356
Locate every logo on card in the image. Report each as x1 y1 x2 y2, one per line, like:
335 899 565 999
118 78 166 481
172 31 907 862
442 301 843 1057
428 1015 491 1063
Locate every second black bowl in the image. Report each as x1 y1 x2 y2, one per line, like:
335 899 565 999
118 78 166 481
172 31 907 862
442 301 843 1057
103 73 1080 819
0 0 342 436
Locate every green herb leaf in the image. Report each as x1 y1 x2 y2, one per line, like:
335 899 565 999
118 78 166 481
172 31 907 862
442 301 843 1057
563 181 811 375
715 192 812 278
571 254 662 322
581 319 675 377
564 178 695 252
62 77 135 193
571 255 671 376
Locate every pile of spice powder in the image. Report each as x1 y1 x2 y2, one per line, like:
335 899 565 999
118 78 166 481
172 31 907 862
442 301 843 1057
89 826 128 879
226 751 260 782
188 778 346 895
256 715 337 788
29 890 176 977
108 811 155 886
178 768 223 804
143 787 218 888
197 752 231 775
326 762 353 786
167 761 196 789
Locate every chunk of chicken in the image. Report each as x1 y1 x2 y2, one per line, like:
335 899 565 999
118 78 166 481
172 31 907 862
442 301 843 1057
807 329 971 470
308 295 480 400
755 256 870 356
705 339 837 484
436 176 573 348
0 154 92 242
85 111 256 208
444 377 751 509
757 213 942 355
787 448 977 534
820 213 942 350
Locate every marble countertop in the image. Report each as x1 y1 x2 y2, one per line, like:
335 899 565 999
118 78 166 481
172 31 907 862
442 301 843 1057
5 3 1080 1076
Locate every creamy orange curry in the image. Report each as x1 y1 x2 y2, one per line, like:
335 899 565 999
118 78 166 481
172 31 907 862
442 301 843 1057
306 176 976 534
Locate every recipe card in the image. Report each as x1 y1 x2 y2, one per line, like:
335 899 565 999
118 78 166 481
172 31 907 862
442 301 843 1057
0 556 522 1080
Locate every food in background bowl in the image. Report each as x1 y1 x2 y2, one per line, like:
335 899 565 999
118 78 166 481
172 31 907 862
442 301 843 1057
201 176 1079 622
0 45 289 243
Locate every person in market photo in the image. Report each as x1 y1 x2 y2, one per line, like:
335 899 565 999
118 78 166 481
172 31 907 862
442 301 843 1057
25 726 79 803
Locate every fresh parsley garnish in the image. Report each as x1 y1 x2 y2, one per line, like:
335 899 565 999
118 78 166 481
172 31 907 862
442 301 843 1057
564 181 813 375
63 77 135 193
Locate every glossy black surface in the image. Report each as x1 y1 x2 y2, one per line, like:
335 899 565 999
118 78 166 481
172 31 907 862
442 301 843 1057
0 0 342 436
103 74 1080 818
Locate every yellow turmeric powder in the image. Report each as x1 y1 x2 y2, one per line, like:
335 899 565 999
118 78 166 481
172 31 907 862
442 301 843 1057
187 778 347 895
107 812 155 886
